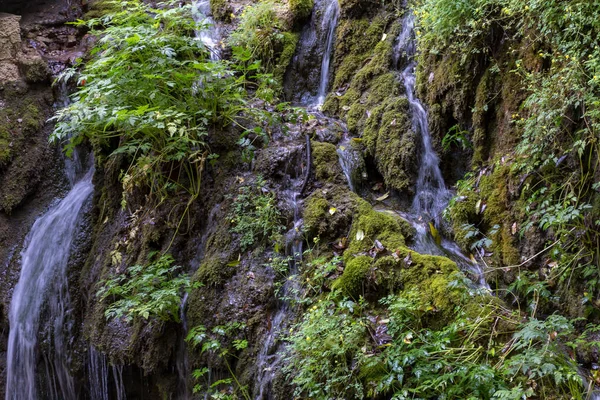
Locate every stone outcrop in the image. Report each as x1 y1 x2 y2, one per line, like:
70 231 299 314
0 13 22 82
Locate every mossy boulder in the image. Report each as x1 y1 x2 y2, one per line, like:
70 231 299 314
311 140 345 183
289 0 314 21
18 56 50 83
211 0 232 21
303 184 362 241
321 16 419 192
332 255 372 296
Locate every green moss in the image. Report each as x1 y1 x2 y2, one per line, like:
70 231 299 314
332 255 372 296
211 0 231 21
343 205 409 263
19 57 50 83
311 141 344 183
0 100 42 167
289 0 314 21
303 184 362 241
273 32 299 85
84 0 121 19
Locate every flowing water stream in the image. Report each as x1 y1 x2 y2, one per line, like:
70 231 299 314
314 0 339 106
254 174 305 400
391 13 488 287
192 0 221 60
5 164 94 399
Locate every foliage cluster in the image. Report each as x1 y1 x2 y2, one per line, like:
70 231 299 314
186 322 250 399
98 253 190 322
51 0 277 210
228 178 283 251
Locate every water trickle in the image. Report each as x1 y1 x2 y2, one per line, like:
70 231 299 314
192 0 221 60
88 347 110 400
393 13 487 288
337 135 365 193
254 165 305 400
111 365 127 400
5 165 94 400
314 0 340 106
176 293 192 400
286 0 339 105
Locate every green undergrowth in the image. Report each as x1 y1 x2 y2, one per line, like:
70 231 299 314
287 263 589 399
98 253 191 322
228 177 284 251
228 0 308 85
51 0 302 242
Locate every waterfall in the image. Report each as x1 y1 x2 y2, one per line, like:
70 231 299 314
5 166 94 399
176 293 191 399
254 159 305 400
285 0 339 105
88 347 110 400
314 0 340 106
192 0 221 60
393 13 488 288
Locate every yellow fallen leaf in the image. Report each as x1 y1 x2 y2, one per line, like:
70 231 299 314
429 222 441 246
376 192 390 201
329 207 337 215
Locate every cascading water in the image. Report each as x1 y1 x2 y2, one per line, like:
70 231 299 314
5 164 94 399
176 293 191 400
88 347 110 400
254 165 305 400
192 0 221 60
314 0 339 106
285 0 339 105
393 13 487 287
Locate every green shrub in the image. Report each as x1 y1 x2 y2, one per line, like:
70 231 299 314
98 253 191 322
229 178 283 251
51 0 275 207
228 0 290 72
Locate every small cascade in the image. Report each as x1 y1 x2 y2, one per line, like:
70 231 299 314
337 135 366 193
285 0 339 105
192 0 221 60
314 0 340 106
254 164 305 400
5 165 94 400
393 13 487 288
88 347 110 400
176 293 191 400
111 365 127 400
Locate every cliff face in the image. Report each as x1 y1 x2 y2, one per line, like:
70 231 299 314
0 0 599 398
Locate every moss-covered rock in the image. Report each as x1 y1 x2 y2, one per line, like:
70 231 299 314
303 184 361 241
289 0 314 21
332 254 372 296
311 140 345 183
211 0 232 21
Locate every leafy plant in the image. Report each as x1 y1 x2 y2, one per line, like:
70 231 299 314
228 178 283 251
442 124 472 151
186 322 250 399
98 253 191 322
51 0 279 215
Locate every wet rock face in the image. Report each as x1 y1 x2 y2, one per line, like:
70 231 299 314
0 13 22 82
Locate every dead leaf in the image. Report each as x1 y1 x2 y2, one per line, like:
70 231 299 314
375 192 390 201
511 222 518 235
329 207 337 215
